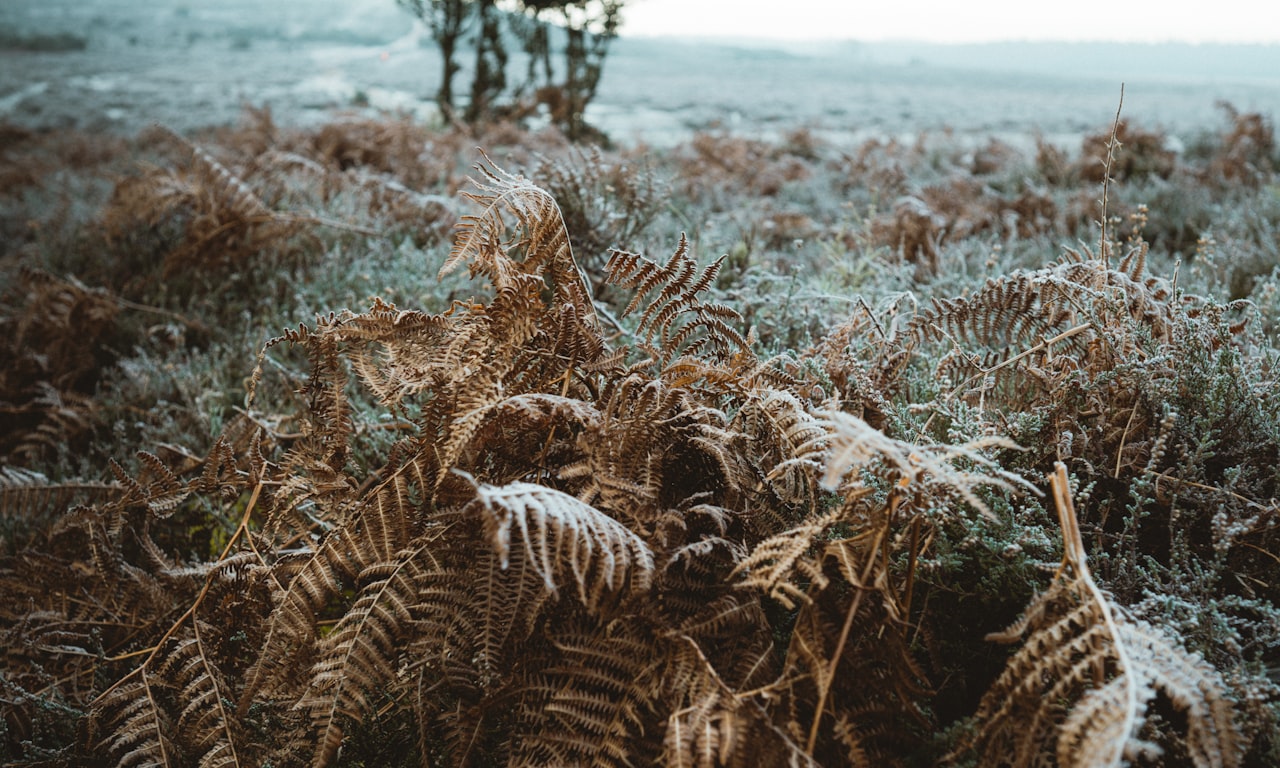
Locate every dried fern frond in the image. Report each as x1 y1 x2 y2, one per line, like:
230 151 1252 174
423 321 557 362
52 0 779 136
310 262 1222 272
734 388 829 507
533 146 664 259
103 125 317 278
7 266 120 387
152 123 272 219
513 620 662 766
339 297 456 406
0 465 115 533
466 478 655 611
238 542 349 710
563 374 746 522
664 686 744 768
783 583 928 767
442 152 597 326
607 237 750 367
298 546 435 768
242 450 437 710
905 251 1184 408
154 625 243 768
92 667 175 768
817 409 1035 518
661 631 815 768
732 407 1029 611
962 463 1242 768
911 270 1080 353
730 507 844 610
449 391 602 486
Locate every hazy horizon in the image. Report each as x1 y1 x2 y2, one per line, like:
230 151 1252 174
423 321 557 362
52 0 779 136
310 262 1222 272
607 36 1280 86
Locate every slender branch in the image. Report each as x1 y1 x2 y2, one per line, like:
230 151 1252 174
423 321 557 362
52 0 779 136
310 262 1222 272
1100 84 1126 267
806 498 893 755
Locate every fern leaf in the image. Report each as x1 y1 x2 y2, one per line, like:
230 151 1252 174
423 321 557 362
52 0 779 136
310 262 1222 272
442 153 596 324
964 463 1242 768
93 668 175 768
817 409 1034 517
661 632 814 768
153 124 271 220
155 625 243 768
135 450 190 517
730 508 842 610
735 388 829 506
513 621 660 766
607 238 749 366
239 545 345 712
467 479 655 611
0 465 114 526
298 546 432 768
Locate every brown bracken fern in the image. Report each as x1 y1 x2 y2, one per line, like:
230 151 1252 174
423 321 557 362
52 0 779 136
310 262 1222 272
957 463 1241 767
0 149 1260 768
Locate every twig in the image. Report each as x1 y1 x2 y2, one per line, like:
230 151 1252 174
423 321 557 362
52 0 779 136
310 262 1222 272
1100 84 1125 267
1113 401 1141 479
806 498 893 755
1143 468 1277 513
112 295 209 334
858 295 888 342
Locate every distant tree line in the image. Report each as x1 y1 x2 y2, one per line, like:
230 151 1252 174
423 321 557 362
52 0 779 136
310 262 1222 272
396 0 623 140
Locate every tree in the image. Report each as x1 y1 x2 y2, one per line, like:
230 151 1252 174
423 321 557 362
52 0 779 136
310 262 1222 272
396 0 468 118
517 0 622 141
397 0 625 141
466 0 508 124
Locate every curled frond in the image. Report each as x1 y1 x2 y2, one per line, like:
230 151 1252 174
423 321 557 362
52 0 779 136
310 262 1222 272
442 152 597 326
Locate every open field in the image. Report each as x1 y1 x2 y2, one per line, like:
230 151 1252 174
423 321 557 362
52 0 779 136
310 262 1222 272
4 0 1280 145
3 2 1280 766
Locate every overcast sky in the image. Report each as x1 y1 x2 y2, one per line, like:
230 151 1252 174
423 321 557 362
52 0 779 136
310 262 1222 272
620 1 1280 44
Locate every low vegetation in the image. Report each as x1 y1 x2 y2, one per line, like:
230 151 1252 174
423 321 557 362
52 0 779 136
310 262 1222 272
1 100 1278 766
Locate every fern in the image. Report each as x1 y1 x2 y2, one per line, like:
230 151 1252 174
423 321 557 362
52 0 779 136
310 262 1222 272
93 668 174 768
962 463 1242 768
8 128 1275 768
299 547 434 767
442 151 597 326
661 631 816 768
817 409 1034 516
513 620 661 766
607 236 750 368
0 466 114 545
467 478 656 611
156 626 243 768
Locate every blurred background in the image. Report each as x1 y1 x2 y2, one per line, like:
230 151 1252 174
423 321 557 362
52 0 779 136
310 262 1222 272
2 0 1278 146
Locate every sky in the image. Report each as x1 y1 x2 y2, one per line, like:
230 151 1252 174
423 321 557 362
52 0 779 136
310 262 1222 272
619 0 1280 44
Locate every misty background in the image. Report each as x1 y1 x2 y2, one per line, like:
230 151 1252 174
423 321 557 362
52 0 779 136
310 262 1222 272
2 0 1278 146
